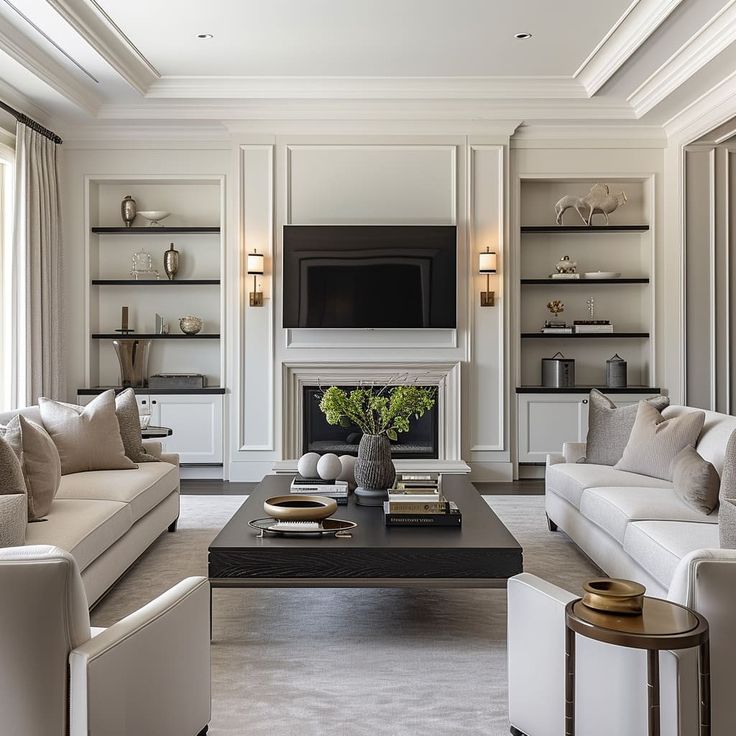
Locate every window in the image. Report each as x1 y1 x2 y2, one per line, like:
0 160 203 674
0 139 13 411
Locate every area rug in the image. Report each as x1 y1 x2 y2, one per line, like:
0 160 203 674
92 495 599 736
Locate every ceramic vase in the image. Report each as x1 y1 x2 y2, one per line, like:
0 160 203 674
354 434 395 506
164 243 179 280
121 195 137 228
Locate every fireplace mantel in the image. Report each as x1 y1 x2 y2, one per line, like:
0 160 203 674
273 361 469 474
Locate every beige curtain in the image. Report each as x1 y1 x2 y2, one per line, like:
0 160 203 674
10 122 63 407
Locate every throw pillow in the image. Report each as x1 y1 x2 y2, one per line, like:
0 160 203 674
671 445 720 515
39 390 136 475
583 389 670 466
718 430 736 548
115 389 158 463
0 415 61 520
615 402 705 481
0 434 28 545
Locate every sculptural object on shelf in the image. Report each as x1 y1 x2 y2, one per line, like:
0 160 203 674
554 194 590 225
555 255 577 274
583 183 627 225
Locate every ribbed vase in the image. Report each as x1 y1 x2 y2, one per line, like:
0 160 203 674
354 434 396 490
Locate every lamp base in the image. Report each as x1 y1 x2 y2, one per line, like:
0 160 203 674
354 486 389 507
480 291 495 307
250 292 264 307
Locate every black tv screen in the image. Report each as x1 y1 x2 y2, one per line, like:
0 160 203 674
282 225 457 328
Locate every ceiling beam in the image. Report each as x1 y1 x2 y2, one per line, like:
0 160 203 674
574 0 684 97
45 0 159 94
0 13 100 115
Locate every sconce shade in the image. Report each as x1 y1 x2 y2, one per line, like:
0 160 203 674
479 250 497 274
247 252 264 275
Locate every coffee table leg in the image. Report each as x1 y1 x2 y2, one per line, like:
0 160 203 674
699 641 711 736
565 625 575 736
647 649 660 736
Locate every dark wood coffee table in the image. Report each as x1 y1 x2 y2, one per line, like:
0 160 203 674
209 474 522 593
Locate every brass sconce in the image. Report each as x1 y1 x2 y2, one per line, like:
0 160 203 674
247 250 264 307
479 247 497 307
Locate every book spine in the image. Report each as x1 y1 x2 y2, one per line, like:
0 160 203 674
388 501 450 514
385 514 461 527
387 495 441 503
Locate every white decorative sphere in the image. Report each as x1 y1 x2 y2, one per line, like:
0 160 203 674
337 454 356 487
297 452 320 479
317 453 342 481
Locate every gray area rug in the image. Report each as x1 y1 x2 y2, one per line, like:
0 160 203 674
92 495 599 736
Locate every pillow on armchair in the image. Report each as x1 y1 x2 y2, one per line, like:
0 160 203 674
719 430 736 548
0 435 28 546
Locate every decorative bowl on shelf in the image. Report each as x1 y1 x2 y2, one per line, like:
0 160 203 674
138 210 171 227
584 271 621 279
263 495 338 522
179 315 203 335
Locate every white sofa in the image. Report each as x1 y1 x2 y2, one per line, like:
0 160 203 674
0 405 180 606
508 404 736 736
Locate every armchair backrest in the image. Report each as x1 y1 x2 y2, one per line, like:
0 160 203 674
0 545 91 736
0 405 43 426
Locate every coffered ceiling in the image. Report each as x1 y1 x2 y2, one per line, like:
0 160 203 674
0 0 735 139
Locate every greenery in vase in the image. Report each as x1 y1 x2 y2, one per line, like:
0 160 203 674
318 381 436 442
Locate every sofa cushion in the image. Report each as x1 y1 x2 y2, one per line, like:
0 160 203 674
546 462 672 509
580 486 717 544
24 499 132 571
623 520 719 589
56 462 178 524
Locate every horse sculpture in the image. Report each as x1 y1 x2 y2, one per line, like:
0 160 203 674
554 184 628 225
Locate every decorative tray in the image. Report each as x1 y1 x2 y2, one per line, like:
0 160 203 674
248 518 357 538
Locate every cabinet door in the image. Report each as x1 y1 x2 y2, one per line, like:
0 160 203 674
150 395 223 464
517 394 588 464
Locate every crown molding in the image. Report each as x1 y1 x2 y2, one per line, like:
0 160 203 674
146 75 587 100
45 0 160 95
627 0 736 117
511 123 666 146
0 76 50 124
0 14 101 115
58 121 230 146
574 0 684 96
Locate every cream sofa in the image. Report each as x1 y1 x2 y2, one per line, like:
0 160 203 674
0 405 180 606
508 405 736 736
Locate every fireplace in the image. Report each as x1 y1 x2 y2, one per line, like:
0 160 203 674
302 386 439 459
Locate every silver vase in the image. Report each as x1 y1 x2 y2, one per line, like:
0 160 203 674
112 339 151 387
354 434 396 506
121 195 137 228
164 243 179 280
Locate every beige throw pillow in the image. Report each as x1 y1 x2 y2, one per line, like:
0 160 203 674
39 390 136 474
115 389 158 463
0 434 28 545
614 402 705 481
671 446 720 515
0 415 61 520
718 430 736 548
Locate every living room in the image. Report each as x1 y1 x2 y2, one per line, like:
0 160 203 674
1 1 735 734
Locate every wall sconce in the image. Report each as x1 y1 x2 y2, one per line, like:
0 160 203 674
479 247 497 307
247 250 264 307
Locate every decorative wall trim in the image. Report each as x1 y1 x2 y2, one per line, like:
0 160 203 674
627 0 736 117
285 329 458 350
574 0 684 96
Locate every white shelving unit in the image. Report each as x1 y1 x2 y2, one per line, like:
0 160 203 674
81 176 226 474
515 176 659 472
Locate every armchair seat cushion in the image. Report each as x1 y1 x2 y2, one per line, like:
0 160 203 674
622 520 719 589
56 462 178 523
547 462 672 509
580 486 717 544
25 499 132 571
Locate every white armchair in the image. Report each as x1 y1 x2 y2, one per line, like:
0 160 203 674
0 545 210 736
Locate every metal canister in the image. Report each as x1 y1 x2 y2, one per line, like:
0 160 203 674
606 354 627 388
542 352 575 388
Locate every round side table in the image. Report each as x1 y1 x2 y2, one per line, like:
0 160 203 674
564 597 710 736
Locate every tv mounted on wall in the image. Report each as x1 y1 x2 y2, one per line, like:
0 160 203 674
282 225 457 328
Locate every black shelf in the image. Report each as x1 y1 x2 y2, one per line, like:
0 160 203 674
521 332 649 339
91 333 220 339
91 226 220 234
91 279 220 285
521 278 649 285
516 385 661 394
78 386 226 395
521 225 649 233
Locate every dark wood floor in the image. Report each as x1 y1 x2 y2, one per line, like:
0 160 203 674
180 478 545 495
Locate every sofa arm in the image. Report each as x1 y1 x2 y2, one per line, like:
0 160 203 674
69 577 210 736
562 442 586 463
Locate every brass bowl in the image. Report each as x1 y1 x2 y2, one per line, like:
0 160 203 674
263 495 338 522
582 578 646 615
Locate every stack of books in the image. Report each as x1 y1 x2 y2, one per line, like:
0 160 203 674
574 320 614 333
384 473 462 527
290 476 348 505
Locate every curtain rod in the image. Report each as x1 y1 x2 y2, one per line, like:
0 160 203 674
0 100 62 144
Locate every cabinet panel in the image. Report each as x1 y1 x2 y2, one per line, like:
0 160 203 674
152 395 223 464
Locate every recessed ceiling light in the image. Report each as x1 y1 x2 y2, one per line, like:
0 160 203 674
197 33 214 39
514 32 533 40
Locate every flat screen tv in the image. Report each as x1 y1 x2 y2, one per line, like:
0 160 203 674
282 225 457 328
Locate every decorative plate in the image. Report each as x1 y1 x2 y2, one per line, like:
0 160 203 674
248 518 357 538
584 271 621 279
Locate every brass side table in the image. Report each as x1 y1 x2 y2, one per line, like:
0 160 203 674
564 597 710 736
